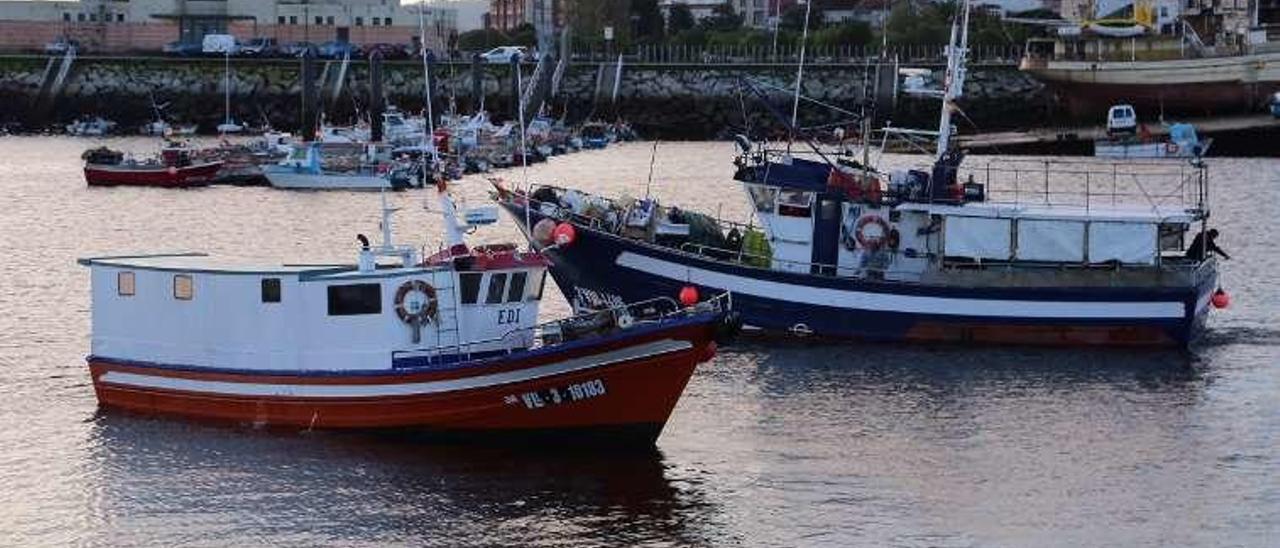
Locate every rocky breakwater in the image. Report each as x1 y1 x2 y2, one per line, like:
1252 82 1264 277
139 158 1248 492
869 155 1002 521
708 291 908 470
563 62 1050 139
0 55 1048 138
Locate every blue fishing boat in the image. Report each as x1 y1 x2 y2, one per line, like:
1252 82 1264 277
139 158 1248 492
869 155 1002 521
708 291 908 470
493 1 1228 348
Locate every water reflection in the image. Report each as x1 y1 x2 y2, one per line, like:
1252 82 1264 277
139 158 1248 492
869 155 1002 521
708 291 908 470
84 414 726 547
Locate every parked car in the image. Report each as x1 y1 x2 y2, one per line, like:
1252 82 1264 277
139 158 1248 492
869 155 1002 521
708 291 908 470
479 46 528 64
317 41 361 59
365 43 412 60
162 40 203 57
281 42 318 57
44 37 81 55
201 34 239 56
238 37 279 57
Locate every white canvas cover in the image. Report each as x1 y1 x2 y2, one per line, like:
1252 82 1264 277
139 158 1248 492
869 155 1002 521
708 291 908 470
1016 219 1085 262
1088 222 1157 264
944 216 1011 260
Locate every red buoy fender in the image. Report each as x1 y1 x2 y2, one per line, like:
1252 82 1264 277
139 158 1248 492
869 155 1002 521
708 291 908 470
394 280 438 324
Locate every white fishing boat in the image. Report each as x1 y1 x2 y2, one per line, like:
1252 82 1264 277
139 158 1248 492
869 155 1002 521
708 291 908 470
263 142 409 190
66 117 116 137
1086 20 1147 38
77 189 732 443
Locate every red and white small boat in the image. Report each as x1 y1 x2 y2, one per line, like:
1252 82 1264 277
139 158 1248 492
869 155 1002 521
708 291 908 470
82 146 223 187
79 186 734 445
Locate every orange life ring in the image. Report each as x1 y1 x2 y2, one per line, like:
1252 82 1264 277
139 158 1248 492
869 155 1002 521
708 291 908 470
394 280 438 324
1165 142 1179 154
855 215 891 250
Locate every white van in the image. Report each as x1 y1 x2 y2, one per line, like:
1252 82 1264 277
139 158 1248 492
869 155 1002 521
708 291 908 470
202 34 239 55
1106 104 1137 136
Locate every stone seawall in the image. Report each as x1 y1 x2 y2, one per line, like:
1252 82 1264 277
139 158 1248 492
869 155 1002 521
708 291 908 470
0 56 1052 138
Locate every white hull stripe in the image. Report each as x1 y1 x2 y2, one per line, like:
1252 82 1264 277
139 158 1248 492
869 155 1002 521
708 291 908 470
616 252 1185 320
98 339 691 398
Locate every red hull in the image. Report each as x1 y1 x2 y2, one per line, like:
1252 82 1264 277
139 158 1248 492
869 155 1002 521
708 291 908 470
85 161 223 187
88 319 720 443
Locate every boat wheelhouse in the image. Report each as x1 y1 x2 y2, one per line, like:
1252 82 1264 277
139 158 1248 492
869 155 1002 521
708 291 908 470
79 191 730 443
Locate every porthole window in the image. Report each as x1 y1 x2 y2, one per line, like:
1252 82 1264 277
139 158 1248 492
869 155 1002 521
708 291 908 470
117 271 135 296
173 274 194 301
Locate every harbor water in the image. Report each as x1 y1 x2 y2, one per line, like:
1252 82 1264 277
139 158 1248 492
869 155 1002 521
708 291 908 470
0 137 1277 546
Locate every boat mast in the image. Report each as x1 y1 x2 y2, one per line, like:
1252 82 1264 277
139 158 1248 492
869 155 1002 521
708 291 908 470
788 0 813 151
515 53 534 246
418 2 440 176
224 51 231 128
935 0 971 162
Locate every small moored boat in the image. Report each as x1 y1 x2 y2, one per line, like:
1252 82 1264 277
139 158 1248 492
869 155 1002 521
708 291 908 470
82 146 223 187
78 188 732 444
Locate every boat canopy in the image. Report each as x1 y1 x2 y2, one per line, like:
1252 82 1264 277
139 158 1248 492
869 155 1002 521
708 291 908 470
1168 123 1198 144
734 156 831 192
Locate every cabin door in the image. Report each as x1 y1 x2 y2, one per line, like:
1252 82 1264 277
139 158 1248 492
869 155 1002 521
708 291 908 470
811 198 841 275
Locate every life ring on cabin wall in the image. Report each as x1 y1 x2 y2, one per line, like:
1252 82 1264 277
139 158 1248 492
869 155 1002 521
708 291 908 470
855 215 892 250
1165 142 1179 155
394 280 438 324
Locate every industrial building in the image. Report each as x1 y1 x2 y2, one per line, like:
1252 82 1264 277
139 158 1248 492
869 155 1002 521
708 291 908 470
0 0 458 53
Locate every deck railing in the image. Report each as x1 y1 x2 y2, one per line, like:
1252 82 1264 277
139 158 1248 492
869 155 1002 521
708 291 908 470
390 293 730 366
743 147 1209 216
958 157 1207 215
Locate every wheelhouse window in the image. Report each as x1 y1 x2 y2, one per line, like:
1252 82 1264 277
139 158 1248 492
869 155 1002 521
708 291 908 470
748 184 777 213
117 271 135 296
506 271 527 303
277 15 286 25
777 190 814 217
459 272 482 304
485 273 508 304
355 16 364 26
173 274 193 301
261 278 281 303
530 270 547 301
327 283 381 316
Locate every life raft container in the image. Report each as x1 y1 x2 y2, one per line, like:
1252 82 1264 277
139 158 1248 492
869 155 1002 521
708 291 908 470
394 280 438 324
